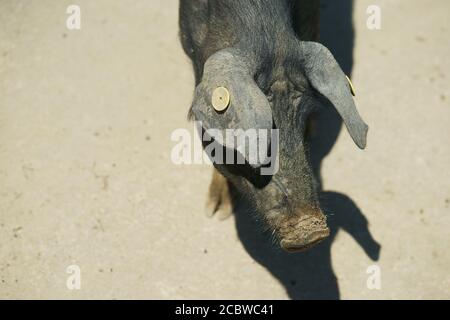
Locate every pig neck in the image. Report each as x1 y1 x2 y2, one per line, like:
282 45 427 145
203 0 320 70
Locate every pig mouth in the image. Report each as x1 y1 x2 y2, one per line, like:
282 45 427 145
280 229 330 252
277 214 330 253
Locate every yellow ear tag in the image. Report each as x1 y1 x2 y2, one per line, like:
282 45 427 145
345 75 356 96
212 87 230 111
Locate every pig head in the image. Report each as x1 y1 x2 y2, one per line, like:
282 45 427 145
190 37 368 252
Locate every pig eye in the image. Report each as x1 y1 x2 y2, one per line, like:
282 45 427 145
266 90 274 103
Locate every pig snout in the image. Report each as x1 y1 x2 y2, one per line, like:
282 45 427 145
277 208 330 253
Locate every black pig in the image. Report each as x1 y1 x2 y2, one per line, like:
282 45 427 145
179 0 368 252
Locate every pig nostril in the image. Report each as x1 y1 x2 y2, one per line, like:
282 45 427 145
277 211 329 253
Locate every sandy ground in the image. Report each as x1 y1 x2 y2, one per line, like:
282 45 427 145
0 0 449 299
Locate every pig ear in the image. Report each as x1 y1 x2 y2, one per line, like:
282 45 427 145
301 42 368 149
191 48 273 167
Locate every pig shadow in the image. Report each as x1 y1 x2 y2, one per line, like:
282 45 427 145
231 0 381 299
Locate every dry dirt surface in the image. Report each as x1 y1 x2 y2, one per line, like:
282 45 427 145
0 0 449 299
